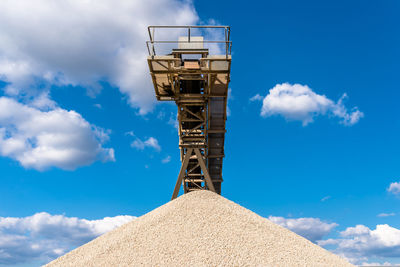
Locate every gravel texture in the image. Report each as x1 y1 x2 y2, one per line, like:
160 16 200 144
46 190 353 266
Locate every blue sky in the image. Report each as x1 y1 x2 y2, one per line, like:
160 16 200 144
0 0 399 266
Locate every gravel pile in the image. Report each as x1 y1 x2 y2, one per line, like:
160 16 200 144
46 190 353 266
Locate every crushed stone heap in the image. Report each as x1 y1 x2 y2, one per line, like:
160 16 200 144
46 190 353 266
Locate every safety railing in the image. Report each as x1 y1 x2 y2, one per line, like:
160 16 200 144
146 25 232 57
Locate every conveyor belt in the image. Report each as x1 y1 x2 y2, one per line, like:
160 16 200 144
147 26 231 198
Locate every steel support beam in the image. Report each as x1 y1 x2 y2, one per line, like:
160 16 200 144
171 148 193 200
194 148 216 193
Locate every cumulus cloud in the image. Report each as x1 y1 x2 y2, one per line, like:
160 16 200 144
252 83 363 126
388 181 400 195
268 216 338 242
341 224 371 237
318 224 400 264
131 136 161 152
0 0 198 114
269 216 400 265
0 96 114 170
0 212 135 265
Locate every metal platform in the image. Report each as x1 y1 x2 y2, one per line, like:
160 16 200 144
147 26 231 199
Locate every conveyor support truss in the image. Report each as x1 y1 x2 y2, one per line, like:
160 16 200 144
147 26 232 199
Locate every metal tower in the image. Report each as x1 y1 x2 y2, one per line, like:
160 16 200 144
146 26 231 199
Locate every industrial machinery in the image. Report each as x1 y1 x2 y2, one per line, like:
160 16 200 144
146 26 231 199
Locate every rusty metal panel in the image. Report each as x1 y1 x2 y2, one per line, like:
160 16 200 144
184 61 200 69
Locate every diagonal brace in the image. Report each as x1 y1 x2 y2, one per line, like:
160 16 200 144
171 148 193 200
194 148 216 193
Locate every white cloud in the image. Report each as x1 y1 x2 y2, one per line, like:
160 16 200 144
341 224 371 237
319 224 400 264
29 92 57 110
162 155 171 163
268 215 400 265
0 0 198 114
331 93 364 126
168 112 179 130
268 216 337 242
360 262 396 266
378 213 396 217
0 96 114 170
249 93 263 102
388 181 400 195
0 212 135 265
131 136 161 152
256 83 363 126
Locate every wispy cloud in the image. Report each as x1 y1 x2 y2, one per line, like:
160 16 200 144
127 131 161 152
377 213 396 217
168 112 179 130
321 196 331 202
125 131 135 137
162 155 171 164
131 137 161 152
251 83 363 126
249 93 263 102
0 212 135 265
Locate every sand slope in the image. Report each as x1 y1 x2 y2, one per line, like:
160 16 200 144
46 190 353 266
